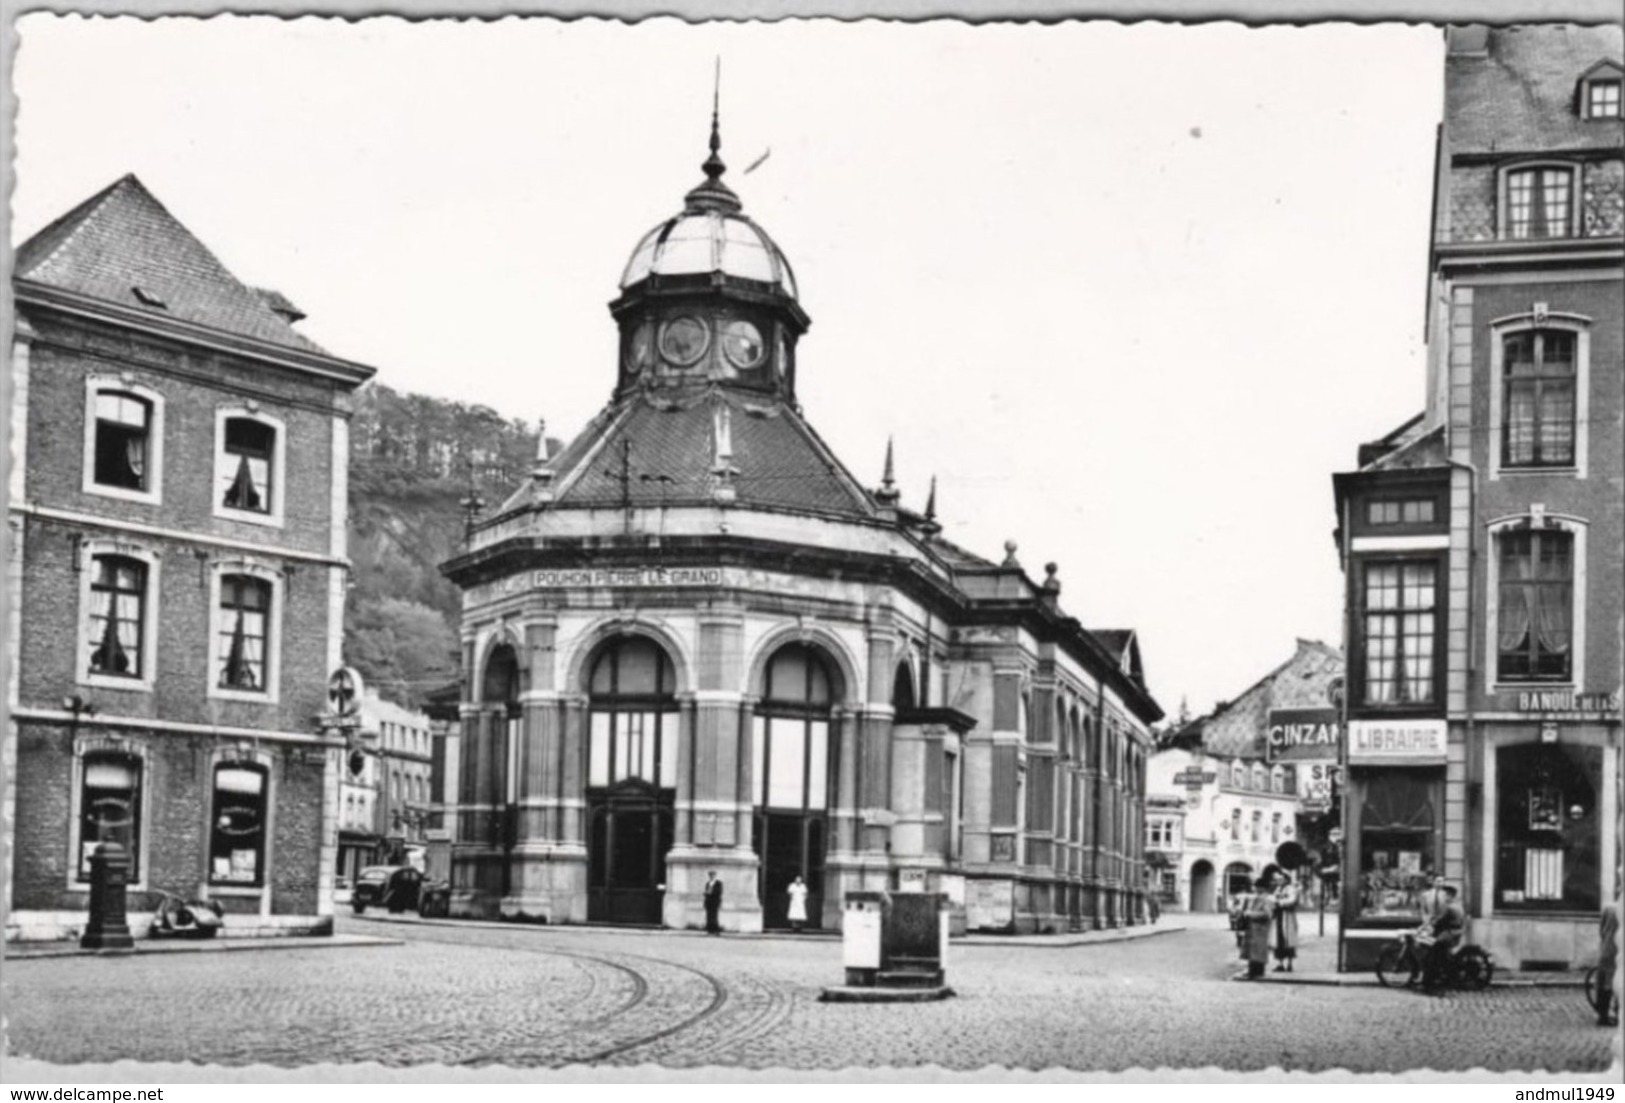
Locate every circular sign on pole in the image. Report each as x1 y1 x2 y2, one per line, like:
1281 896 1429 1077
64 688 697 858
1326 676 1345 709
327 667 364 718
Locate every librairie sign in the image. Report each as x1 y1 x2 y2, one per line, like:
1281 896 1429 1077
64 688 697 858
1266 708 1340 763
470 565 730 602
1348 718 1447 763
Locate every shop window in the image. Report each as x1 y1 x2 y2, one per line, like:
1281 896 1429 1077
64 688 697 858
87 554 147 681
216 574 271 692
210 763 268 886
1496 529 1573 683
1502 330 1576 468
1357 773 1438 920
1361 560 1438 705
1503 165 1575 239
587 637 679 789
77 753 142 882
1495 743 1601 913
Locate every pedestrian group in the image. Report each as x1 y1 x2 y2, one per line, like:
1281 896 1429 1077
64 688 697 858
1231 864 1299 979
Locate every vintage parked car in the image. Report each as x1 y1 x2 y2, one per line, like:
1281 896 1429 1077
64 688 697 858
351 865 422 914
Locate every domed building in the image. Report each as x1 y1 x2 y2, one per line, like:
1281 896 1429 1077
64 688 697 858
441 111 1163 934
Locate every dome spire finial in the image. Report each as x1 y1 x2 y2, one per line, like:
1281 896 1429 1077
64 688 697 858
685 59 742 214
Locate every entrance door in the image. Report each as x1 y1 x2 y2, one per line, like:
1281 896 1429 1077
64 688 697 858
587 781 674 926
1189 860 1214 912
754 812 826 929
584 637 679 926
752 644 836 930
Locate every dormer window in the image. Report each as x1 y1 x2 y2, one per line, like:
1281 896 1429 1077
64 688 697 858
1588 79 1621 118
1503 166 1575 240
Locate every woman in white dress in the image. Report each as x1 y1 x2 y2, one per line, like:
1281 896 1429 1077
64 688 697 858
787 875 809 932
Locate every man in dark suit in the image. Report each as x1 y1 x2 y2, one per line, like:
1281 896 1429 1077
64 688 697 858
703 870 723 935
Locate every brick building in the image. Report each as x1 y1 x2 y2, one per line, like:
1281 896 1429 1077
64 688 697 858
6 175 375 939
440 115 1163 934
1333 25 1622 970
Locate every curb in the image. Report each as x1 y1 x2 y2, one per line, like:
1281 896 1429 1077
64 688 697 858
349 912 1184 947
1233 969 1586 989
6 933 401 960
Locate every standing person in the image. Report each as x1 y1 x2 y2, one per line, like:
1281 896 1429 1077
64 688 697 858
1272 871 1300 972
1597 899 1619 1028
1242 876 1276 979
703 870 723 936
787 875 809 933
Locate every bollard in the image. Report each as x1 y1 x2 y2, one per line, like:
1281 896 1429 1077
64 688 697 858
80 842 136 952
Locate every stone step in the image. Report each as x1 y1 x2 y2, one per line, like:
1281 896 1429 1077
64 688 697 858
877 969 945 988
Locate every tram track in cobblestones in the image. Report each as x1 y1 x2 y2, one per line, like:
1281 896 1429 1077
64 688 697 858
369 920 734 1066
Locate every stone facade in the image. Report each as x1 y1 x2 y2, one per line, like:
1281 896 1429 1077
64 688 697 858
440 123 1162 935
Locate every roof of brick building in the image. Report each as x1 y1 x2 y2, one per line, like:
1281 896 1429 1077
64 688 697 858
15 173 327 354
1447 24 1624 155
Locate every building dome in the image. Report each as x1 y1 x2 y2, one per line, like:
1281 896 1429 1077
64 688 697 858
620 210 798 299
617 106 798 299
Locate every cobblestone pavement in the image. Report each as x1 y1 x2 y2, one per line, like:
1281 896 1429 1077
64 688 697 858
4 913 1618 1074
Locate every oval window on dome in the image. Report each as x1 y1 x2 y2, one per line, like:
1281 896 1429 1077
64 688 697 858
658 317 709 367
722 320 765 371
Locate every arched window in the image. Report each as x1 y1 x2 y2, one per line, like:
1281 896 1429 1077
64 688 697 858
891 662 916 712
588 637 679 788
1252 763 1267 792
88 554 147 679
1270 765 1285 794
1231 760 1246 789
753 644 834 813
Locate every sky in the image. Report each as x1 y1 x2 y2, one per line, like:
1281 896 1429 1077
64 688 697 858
11 16 1446 719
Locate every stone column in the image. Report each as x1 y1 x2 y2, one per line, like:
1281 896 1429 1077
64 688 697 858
665 610 758 932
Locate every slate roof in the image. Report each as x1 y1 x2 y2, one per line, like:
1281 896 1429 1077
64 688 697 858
15 174 327 354
1447 25 1624 156
547 390 877 520
1200 639 1343 760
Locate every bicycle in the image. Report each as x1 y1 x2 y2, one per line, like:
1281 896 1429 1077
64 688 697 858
1375 928 1493 991
1584 965 1619 1022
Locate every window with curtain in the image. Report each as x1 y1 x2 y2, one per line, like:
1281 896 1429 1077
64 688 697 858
1497 528 1573 682
1506 167 1573 239
92 391 151 491
1503 329 1576 468
1362 560 1437 704
587 637 678 789
217 574 270 691
88 554 146 678
221 417 275 513
78 753 141 880
210 764 268 886
1495 743 1600 912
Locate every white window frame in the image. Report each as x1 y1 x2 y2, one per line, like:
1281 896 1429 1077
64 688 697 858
1488 312 1591 481
1581 72 1623 119
65 735 152 893
1498 162 1580 241
82 376 164 506
213 406 287 528
1484 513 1588 694
206 558 284 704
76 540 161 693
